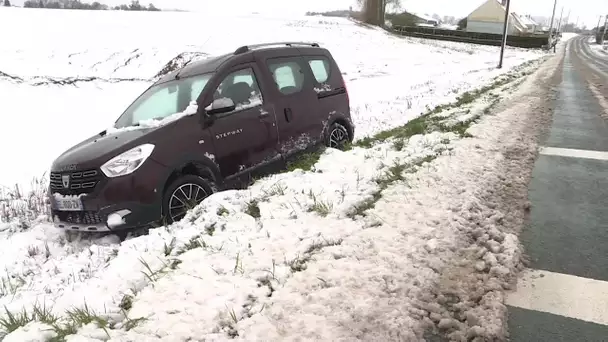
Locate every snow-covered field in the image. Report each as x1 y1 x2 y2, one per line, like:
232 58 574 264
0 6 556 341
589 37 608 55
0 7 546 190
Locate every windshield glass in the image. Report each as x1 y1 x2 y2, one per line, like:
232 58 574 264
114 73 213 128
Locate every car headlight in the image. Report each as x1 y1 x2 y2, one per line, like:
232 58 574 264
101 144 155 178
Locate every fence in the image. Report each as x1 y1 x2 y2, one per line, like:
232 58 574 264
392 26 551 49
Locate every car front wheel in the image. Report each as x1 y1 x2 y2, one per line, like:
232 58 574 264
162 175 214 224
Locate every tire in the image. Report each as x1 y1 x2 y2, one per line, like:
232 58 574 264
325 122 351 150
162 175 214 224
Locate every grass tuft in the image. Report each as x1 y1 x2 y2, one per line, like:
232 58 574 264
0 306 34 336
216 205 229 216
0 175 50 226
0 272 25 298
119 295 133 311
392 138 406 151
310 199 333 217
163 237 176 257
205 222 216 236
245 200 261 219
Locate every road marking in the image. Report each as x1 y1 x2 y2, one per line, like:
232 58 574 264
540 146 608 161
507 269 608 326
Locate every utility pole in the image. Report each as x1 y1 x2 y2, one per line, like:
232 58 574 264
557 7 564 33
547 0 558 49
563 9 571 32
596 15 603 35
602 15 608 45
498 0 511 69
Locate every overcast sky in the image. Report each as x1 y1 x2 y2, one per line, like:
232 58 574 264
8 0 606 27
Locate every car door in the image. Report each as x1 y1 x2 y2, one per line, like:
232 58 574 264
205 65 279 179
263 56 322 156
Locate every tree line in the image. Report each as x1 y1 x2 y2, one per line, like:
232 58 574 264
22 0 160 11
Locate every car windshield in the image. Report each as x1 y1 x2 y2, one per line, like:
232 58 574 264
114 73 213 128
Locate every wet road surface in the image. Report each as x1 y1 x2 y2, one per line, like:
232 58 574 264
507 36 608 341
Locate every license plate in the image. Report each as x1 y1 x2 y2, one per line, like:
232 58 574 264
54 198 84 211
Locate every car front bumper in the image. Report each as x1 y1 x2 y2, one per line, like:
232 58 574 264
50 159 167 233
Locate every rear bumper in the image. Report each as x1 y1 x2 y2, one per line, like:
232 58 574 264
51 159 167 233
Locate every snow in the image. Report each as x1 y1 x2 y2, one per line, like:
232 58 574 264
559 32 578 42
106 101 199 134
589 37 608 55
0 6 553 342
52 193 85 201
106 213 126 229
206 97 235 111
3 322 57 342
313 83 332 93
0 7 545 191
204 152 216 162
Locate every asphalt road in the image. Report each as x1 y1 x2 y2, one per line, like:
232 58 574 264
507 36 608 341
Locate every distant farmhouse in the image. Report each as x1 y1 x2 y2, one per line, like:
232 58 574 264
465 0 539 36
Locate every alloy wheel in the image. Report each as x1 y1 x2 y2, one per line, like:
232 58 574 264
329 125 349 148
168 183 208 221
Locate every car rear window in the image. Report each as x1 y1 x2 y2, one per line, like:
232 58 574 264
308 58 331 83
267 59 305 95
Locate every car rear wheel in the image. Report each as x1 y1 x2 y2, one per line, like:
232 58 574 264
326 122 350 149
162 175 214 224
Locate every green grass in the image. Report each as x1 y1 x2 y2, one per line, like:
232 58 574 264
0 306 34 337
245 200 261 219
309 199 333 217
285 151 323 172
288 238 343 273
306 191 333 217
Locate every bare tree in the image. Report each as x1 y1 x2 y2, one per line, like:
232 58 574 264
357 0 401 26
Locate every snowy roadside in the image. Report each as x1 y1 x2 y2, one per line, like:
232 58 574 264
0 53 555 341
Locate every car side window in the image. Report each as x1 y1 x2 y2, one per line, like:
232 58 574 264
308 58 331 83
267 59 304 95
214 67 263 112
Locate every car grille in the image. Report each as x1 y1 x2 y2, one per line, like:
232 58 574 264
54 210 103 225
50 169 101 195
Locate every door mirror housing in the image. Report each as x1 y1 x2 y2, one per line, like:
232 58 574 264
205 98 236 115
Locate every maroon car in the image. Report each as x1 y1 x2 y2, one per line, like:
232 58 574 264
49 42 354 237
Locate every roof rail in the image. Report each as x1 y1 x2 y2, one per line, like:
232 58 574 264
234 42 320 55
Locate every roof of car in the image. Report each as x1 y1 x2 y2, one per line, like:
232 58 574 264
153 42 321 86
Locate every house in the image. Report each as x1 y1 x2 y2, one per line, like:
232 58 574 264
514 14 539 33
413 13 440 27
465 0 529 35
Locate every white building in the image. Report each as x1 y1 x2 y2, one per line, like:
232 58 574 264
466 0 530 35
514 14 539 33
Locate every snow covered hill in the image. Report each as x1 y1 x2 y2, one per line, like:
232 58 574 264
0 6 552 341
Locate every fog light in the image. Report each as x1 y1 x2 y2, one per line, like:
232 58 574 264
107 209 131 229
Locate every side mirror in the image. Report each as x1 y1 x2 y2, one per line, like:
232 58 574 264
205 98 236 115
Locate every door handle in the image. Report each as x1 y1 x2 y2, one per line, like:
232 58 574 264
259 109 269 118
284 108 293 122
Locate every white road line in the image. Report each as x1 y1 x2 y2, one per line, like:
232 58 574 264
540 146 608 161
506 269 608 326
